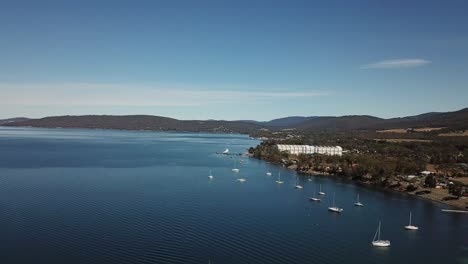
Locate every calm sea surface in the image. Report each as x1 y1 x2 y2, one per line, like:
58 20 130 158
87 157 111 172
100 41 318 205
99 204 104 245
0 127 466 264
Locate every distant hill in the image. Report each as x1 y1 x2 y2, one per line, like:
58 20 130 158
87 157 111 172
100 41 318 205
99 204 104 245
295 115 384 131
0 117 29 125
3 108 468 133
239 116 319 127
293 108 468 131
3 115 262 134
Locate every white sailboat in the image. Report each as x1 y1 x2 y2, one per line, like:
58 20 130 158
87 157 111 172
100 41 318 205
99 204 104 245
328 193 343 213
354 194 364 206
294 175 303 189
275 172 284 184
208 169 214 179
232 160 240 173
404 211 419 230
372 221 391 247
318 184 325 195
310 185 321 202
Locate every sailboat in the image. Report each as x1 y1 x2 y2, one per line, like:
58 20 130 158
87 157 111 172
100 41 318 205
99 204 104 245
237 171 246 182
208 169 214 179
404 211 419 230
318 184 325 195
372 221 391 247
294 175 303 189
310 185 321 202
354 194 364 206
232 160 240 173
328 193 343 213
275 172 284 184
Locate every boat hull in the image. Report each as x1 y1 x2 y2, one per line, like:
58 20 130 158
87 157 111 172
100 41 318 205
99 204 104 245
372 240 391 247
328 207 343 213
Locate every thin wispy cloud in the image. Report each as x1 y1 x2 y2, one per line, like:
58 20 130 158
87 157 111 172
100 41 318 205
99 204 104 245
0 83 330 107
361 59 430 69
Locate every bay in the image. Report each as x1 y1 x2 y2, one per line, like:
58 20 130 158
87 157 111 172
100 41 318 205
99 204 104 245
0 127 466 264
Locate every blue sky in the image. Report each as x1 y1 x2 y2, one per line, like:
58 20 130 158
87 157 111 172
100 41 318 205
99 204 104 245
1 0 467 120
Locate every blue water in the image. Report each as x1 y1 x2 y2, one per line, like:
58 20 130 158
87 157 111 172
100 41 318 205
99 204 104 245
0 127 466 264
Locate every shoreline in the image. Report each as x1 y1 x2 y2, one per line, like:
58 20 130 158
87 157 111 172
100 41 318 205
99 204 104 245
257 158 468 210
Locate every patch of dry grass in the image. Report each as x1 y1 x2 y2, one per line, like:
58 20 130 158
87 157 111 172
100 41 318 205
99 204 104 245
439 130 468 137
377 127 445 133
374 138 433 143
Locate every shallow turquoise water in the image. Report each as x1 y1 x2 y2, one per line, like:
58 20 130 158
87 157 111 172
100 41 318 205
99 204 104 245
0 127 466 264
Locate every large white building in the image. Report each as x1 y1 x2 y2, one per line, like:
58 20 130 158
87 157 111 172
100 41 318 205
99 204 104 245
276 144 343 156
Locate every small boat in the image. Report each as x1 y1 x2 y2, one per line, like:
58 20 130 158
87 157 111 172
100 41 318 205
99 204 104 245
294 175 303 189
266 171 272 176
307 178 313 182
372 221 391 247
318 184 325 195
232 160 240 173
223 148 229 154
310 185 321 201
237 178 246 182
354 194 364 206
275 172 284 184
208 169 214 179
404 211 418 230
328 193 343 213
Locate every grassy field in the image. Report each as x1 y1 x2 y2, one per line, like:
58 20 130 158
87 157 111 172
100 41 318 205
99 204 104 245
377 127 445 133
374 138 433 143
439 130 468 137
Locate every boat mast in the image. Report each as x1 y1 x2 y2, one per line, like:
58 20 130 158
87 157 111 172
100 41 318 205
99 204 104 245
409 211 412 226
373 223 379 242
377 222 381 240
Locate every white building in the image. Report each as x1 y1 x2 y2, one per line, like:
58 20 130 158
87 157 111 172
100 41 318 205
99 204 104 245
276 144 343 156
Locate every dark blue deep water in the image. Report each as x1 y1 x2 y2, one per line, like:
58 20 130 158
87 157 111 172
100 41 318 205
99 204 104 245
0 127 466 264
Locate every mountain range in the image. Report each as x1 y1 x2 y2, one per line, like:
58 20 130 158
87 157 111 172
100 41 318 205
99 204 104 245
2 108 468 133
